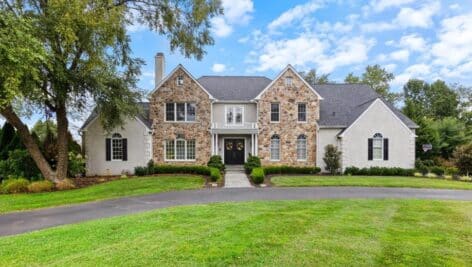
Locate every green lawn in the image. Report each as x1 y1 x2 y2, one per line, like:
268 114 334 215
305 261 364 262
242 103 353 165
0 176 204 214
271 175 472 190
0 200 470 266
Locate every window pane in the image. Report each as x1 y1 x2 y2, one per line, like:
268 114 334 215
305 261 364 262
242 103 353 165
187 103 196 121
298 103 306 122
226 108 233 124
166 103 174 121
176 103 185 121
373 137 383 160
297 137 307 160
235 107 243 124
373 148 382 160
271 103 279 122
176 140 186 159
187 140 195 160
270 137 280 160
165 140 174 160
112 139 123 160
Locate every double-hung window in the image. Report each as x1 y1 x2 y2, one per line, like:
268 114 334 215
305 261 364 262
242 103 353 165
297 135 307 160
372 133 383 160
270 135 280 161
165 103 196 122
111 133 123 160
165 139 196 161
271 103 280 122
298 103 307 122
226 106 243 126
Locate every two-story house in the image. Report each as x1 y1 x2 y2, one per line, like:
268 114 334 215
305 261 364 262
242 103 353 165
81 53 418 176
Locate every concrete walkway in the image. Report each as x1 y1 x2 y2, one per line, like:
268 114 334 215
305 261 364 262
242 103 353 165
224 165 252 188
0 187 471 236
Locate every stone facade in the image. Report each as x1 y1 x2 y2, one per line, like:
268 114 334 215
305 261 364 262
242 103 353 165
257 68 320 166
150 67 212 165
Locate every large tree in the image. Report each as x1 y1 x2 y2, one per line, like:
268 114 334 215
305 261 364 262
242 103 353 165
0 1 222 181
300 69 331 85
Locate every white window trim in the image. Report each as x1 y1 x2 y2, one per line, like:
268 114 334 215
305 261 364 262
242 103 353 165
270 136 280 161
111 134 123 161
164 103 196 123
373 134 383 161
297 103 308 123
224 105 245 126
164 139 196 161
297 135 307 161
270 103 280 123
176 75 184 86
285 77 293 87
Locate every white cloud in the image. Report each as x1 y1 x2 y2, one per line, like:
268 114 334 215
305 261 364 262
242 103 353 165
365 0 415 13
211 17 232 37
318 37 375 73
212 63 227 73
390 49 410 62
432 13 472 67
268 0 324 31
392 63 431 86
211 0 254 38
394 1 440 28
361 22 395 32
398 34 427 51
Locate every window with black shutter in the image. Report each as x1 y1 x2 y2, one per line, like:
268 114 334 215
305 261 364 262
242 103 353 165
383 138 389 160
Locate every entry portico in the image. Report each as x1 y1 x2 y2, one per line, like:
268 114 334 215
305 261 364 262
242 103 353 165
211 123 258 165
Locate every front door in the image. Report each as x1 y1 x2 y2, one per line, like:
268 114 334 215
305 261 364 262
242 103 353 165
224 139 245 164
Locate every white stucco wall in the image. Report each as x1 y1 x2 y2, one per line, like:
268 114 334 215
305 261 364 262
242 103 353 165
340 100 416 170
83 117 152 176
316 128 343 172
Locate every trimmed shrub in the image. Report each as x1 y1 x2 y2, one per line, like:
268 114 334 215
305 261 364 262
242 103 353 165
431 166 445 177
323 145 342 174
2 178 30 194
134 166 148 176
153 165 211 176
244 155 261 174
263 165 321 175
147 160 155 174
207 155 225 171
28 180 54 193
343 166 415 176
55 178 76 191
68 152 85 178
209 167 221 182
250 167 265 184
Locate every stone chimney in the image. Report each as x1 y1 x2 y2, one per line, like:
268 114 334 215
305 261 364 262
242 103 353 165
155 52 165 85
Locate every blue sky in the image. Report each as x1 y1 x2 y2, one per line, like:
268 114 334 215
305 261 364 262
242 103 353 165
131 0 472 94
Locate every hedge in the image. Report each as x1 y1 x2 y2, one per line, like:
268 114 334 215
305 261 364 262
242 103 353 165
263 166 321 175
134 165 211 176
209 167 221 182
344 166 415 176
250 167 265 184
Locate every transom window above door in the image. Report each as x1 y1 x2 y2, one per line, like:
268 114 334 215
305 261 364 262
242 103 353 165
225 106 244 125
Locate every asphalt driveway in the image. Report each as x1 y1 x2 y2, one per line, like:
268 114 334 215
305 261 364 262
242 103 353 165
1 186 471 236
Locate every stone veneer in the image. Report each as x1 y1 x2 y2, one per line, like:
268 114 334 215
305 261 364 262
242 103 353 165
150 67 212 165
257 68 320 166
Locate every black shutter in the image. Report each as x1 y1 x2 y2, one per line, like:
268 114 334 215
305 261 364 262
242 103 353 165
383 138 389 160
106 138 111 161
122 139 128 161
368 138 373 160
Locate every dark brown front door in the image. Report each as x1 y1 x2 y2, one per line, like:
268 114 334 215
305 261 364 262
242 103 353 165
224 139 245 164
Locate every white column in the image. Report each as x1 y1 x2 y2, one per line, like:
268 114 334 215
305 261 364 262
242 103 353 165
251 134 254 155
211 134 215 155
215 133 219 155
254 134 258 156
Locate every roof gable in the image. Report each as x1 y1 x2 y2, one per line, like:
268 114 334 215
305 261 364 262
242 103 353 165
255 65 323 100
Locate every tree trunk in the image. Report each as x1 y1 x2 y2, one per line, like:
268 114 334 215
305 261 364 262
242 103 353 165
0 106 57 182
55 101 69 180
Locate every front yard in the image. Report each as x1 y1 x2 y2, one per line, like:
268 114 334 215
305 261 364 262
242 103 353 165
0 175 205 214
0 199 470 266
271 175 472 190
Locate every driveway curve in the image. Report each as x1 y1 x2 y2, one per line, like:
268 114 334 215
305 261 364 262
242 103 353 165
1 186 471 236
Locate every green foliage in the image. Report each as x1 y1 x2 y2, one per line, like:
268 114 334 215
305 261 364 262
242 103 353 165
445 167 459 177
250 167 265 184
263 166 321 175
135 165 212 176
344 73 361 84
2 178 30 194
244 154 261 174
300 69 330 85
0 122 23 160
68 152 85 178
323 145 342 174
0 149 42 181
431 117 470 159
55 179 76 191
209 167 221 182
430 166 445 177
207 155 225 171
361 65 400 104
344 167 415 176
28 180 54 193
134 166 148 177
453 143 472 175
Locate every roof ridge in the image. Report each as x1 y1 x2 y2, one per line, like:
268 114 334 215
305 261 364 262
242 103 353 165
198 75 271 79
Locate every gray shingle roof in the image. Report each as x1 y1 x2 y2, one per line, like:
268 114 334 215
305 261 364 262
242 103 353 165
315 83 418 129
197 76 271 101
80 102 151 131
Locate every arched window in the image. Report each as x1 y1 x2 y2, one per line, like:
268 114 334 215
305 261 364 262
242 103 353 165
270 135 280 161
372 133 383 160
297 135 307 160
111 133 123 160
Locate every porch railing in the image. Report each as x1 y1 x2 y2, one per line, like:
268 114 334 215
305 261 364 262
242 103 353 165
211 122 258 130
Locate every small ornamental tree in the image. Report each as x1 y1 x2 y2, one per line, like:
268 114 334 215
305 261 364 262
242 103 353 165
323 145 342 175
453 143 472 176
